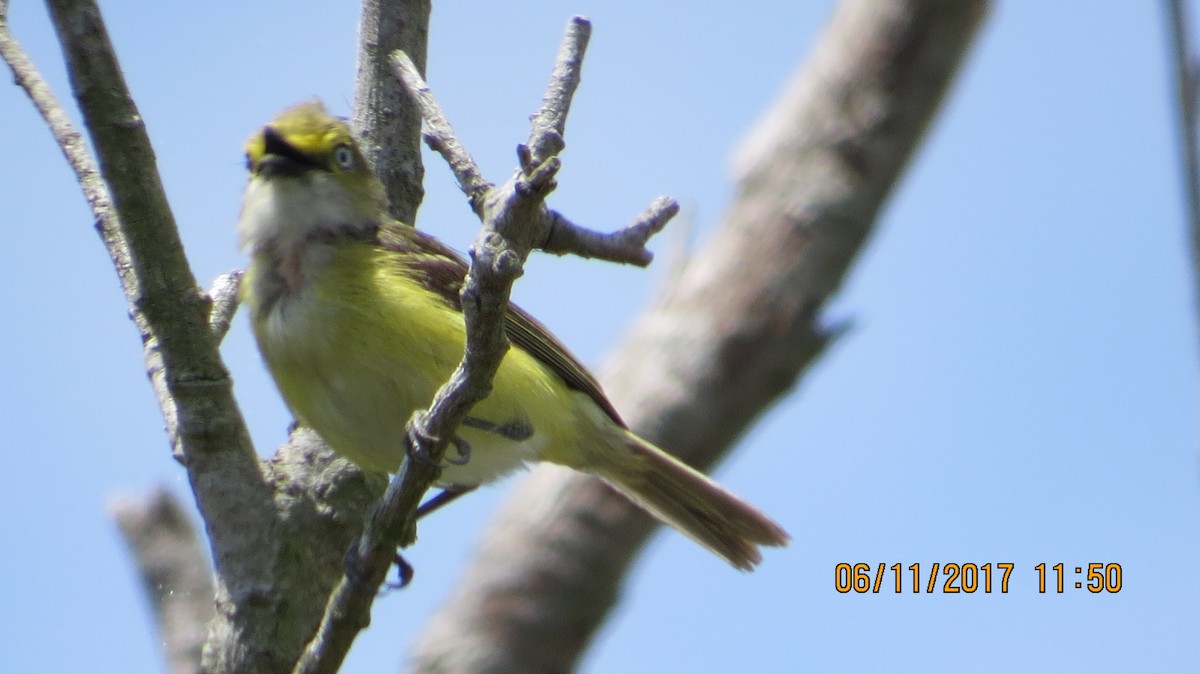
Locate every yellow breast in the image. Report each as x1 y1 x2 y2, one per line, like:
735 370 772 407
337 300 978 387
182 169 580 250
243 239 583 483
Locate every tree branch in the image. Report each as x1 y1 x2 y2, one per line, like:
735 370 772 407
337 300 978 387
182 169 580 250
5 2 381 672
1166 0 1200 347
539 197 678 266
524 15 589 165
393 32 674 267
206 272 242 342
294 15 676 673
390 50 491 210
353 0 430 225
408 1 989 672
3 8 292 669
38 0 269 550
101 271 240 674
112 490 214 674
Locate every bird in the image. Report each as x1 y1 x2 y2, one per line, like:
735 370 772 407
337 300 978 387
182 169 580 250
237 100 788 569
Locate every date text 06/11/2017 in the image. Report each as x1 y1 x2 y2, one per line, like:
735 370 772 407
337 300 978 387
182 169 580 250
833 562 1123 594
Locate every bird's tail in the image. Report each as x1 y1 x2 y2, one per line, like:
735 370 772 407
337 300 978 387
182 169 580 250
587 430 789 570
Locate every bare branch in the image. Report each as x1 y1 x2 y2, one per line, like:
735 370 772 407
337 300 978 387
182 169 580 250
390 50 491 210
525 15 591 162
0 0 128 291
40 0 264 489
541 196 679 266
112 490 213 674
392 17 671 268
297 15 676 673
6 1 326 671
409 1 989 671
10 1 432 672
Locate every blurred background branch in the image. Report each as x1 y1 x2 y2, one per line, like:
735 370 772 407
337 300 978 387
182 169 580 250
1167 0 1200 343
409 1 988 672
111 490 213 674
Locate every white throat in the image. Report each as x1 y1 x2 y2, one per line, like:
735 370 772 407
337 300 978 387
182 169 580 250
237 173 373 255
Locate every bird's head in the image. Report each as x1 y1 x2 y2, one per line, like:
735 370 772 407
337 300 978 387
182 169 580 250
238 100 386 253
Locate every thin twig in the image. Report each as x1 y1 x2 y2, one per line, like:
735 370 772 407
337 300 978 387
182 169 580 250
296 15 676 674
207 271 242 342
0 0 127 281
1167 0 1200 343
525 15 591 162
394 22 673 266
390 50 492 210
541 196 679 266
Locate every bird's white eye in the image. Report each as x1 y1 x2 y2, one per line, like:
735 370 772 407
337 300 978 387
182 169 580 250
333 145 355 170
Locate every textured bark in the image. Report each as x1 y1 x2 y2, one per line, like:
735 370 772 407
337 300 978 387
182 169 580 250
408 1 989 672
353 0 430 225
201 432 383 674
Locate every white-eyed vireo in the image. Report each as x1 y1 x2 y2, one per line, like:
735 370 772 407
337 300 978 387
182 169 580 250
237 101 787 569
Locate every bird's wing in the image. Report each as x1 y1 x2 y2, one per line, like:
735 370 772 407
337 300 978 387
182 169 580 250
378 223 625 427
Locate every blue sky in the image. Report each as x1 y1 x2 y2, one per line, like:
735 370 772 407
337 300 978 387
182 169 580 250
2 2 1196 672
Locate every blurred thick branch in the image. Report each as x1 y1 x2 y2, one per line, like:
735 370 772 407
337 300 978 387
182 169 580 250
409 1 989 672
112 491 214 674
1166 0 1200 345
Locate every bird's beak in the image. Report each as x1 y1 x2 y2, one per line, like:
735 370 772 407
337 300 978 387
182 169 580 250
254 126 321 178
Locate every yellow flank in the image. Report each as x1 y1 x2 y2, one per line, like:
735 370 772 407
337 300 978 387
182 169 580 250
248 239 583 482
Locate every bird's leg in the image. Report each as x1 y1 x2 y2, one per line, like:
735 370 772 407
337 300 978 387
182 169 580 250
438 415 534 467
444 434 472 465
386 553 415 590
379 486 475 591
416 485 477 520
461 416 534 441
404 416 446 468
